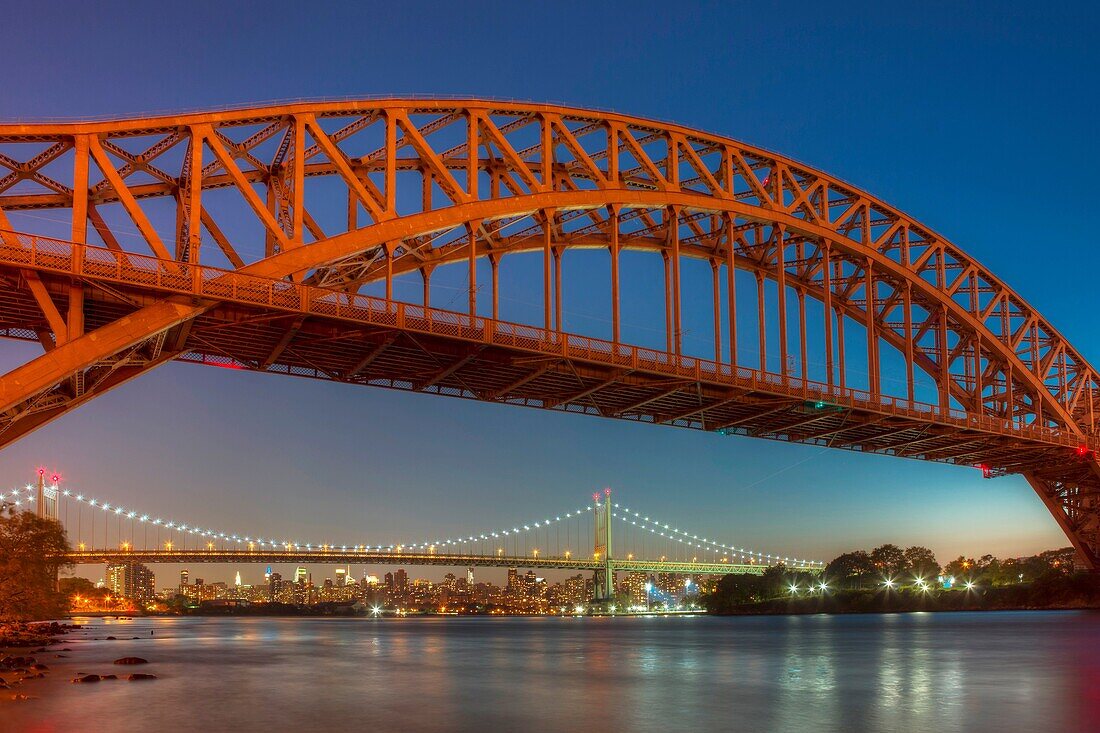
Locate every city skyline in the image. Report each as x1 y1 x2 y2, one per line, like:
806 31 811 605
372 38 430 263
2 2 1095 585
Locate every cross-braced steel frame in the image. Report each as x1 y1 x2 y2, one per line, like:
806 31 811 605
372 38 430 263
1 99 1098 566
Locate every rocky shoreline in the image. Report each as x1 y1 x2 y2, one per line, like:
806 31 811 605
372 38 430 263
1 620 158 703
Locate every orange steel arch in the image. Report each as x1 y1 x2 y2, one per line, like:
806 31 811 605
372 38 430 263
1 99 1098 566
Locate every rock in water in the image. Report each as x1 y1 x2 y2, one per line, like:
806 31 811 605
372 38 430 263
113 657 148 665
127 673 157 681
72 674 101 683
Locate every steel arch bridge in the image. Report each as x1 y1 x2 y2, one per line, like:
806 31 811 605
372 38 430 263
1 99 1098 566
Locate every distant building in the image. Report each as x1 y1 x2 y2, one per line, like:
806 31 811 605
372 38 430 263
179 569 189 593
105 561 155 601
506 568 519 594
621 572 648 605
657 572 681 597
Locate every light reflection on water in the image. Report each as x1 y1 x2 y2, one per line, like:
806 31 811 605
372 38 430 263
5 611 1100 733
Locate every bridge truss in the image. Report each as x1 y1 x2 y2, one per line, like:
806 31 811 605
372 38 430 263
0 99 1098 565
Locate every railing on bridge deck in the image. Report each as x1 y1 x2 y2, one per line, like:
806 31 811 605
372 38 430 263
63 549 782 576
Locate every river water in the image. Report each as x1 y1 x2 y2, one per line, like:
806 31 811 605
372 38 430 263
4 611 1100 732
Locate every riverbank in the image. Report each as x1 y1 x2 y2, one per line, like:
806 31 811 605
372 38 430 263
713 578 1100 615
1 621 79 702
0 620 80 648
1 618 160 703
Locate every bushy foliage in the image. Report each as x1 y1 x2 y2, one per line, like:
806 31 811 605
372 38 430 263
0 510 72 620
702 545 1084 613
701 564 816 613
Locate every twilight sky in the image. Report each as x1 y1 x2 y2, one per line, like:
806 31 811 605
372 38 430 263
1 1 1097 584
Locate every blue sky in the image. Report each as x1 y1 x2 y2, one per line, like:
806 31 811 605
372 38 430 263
1 1 1096 582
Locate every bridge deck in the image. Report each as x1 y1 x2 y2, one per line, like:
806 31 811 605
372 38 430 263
65 550 784 576
0 232 1085 483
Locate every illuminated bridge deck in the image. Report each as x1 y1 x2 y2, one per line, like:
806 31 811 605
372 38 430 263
64 550 800 576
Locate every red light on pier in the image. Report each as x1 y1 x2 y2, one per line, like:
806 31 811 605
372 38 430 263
1076 445 1090 458
978 464 992 479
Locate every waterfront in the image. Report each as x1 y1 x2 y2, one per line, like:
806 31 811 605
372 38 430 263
4 611 1100 732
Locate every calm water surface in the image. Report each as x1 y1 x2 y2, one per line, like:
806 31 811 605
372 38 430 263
5 611 1100 732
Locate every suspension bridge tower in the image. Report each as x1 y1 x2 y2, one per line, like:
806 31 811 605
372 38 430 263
593 489 614 601
35 468 59 520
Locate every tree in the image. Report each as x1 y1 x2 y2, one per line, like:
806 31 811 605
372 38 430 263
903 546 939 579
701 573 767 613
870 544 908 576
942 556 977 581
58 576 96 596
759 564 791 598
0 510 72 620
825 551 876 588
1037 548 1077 576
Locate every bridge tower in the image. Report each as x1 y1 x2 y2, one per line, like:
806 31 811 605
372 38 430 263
34 468 58 521
593 488 614 601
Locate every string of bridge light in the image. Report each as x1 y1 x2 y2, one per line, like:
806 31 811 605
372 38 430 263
1 483 594 556
400 505 594 554
611 503 823 569
1 484 300 550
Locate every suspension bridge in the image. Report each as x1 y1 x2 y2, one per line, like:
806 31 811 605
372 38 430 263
0 99 1098 569
3 474 822 600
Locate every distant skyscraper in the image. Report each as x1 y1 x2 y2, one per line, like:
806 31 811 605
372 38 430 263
507 567 519 592
295 567 308 585
265 566 272 582
106 562 155 601
335 567 347 586
467 568 474 585
179 569 189 592
234 571 242 587
394 568 408 590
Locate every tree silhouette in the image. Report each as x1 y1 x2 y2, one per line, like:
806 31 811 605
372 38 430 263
0 509 71 620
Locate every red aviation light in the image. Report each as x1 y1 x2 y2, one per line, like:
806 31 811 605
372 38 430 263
37 467 46 476
978 464 992 479
1076 445 1090 458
